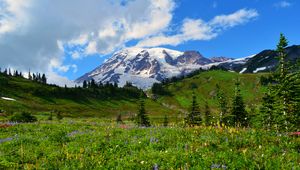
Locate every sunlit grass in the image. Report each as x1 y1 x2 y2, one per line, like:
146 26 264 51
0 118 299 169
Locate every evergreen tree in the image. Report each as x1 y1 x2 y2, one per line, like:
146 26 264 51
215 84 228 125
56 112 63 121
90 79 97 88
185 92 202 126
113 82 118 88
163 115 169 127
135 100 151 127
204 101 211 126
261 34 300 131
82 80 87 88
116 114 123 124
28 70 32 80
41 74 47 84
3 69 7 75
260 88 276 130
32 73 36 81
8 68 12 76
99 81 103 88
48 112 53 121
152 83 165 95
231 80 248 127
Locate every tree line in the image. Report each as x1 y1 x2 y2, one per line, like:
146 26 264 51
138 34 299 132
0 68 47 84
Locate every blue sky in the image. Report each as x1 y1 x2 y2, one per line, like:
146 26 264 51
61 0 300 80
0 0 299 84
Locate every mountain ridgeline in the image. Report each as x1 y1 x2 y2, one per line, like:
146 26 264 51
76 45 300 89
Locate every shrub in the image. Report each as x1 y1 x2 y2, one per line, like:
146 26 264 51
56 112 63 120
10 112 37 123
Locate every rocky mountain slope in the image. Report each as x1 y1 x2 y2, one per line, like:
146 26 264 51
76 47 226 89
76 45 300 89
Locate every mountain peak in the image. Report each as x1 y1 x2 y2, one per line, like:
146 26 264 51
76 47 211 89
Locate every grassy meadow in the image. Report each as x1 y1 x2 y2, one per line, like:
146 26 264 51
0 118 299 169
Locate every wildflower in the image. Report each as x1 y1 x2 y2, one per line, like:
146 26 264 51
140 161 144 164
153 164 159 170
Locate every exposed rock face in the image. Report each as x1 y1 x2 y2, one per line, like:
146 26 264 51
76 48 212 89
76 45 300 89
210 57 233 62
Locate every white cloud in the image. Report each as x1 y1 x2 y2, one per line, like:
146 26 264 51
0 0 175 84
0 0 259 86
47 71 76 87
274 1 292 8
137 9 258 47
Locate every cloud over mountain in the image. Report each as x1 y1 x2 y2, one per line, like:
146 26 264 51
0 0 258 85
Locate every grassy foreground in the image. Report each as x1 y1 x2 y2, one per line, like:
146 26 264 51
0 118 299 169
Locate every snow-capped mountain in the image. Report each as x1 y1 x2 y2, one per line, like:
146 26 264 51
76 45 300 89
214 45 300 73
76 47 215 89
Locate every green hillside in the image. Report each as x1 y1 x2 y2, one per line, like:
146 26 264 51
0 73 172 118
152 70 266 114
0 70 266 121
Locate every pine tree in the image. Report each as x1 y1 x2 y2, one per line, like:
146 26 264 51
8 68 12 76
204 101 211 126
82 80 87 88
163 115 169 127
41 74 47 84
185 92 202 126
260 88 276 130
113 82 118 88
135 100 151 127
116 114 123 124
48 112 53 120
28 70 32 80
3 69 7 75
56 112 63 121
231 80 248 127
90 79 97 88
215 84 228 125
264 33 300 131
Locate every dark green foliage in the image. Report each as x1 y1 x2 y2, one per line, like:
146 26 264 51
215 84 228 125
82 80 88 88
185 92 202 126
260 89 276 130
260 34 300 131
10 112 37 123
231 80 248 127
116 114 123 124
204 101 211 126
48 112 53 121
151 83 170 95
56 112 63 121
163 115 168 127
135 100 151 127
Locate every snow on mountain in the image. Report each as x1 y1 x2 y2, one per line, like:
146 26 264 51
200 54 255 71
76 45 300 89
76 47 213 89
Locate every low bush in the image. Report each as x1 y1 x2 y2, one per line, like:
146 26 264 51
10 112 37 123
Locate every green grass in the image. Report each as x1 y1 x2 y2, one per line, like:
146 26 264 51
0 70 266 120
0 118 299 169
0 74 173 118
155 70 266 113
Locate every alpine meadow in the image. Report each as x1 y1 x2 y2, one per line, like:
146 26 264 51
0 1 299 169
